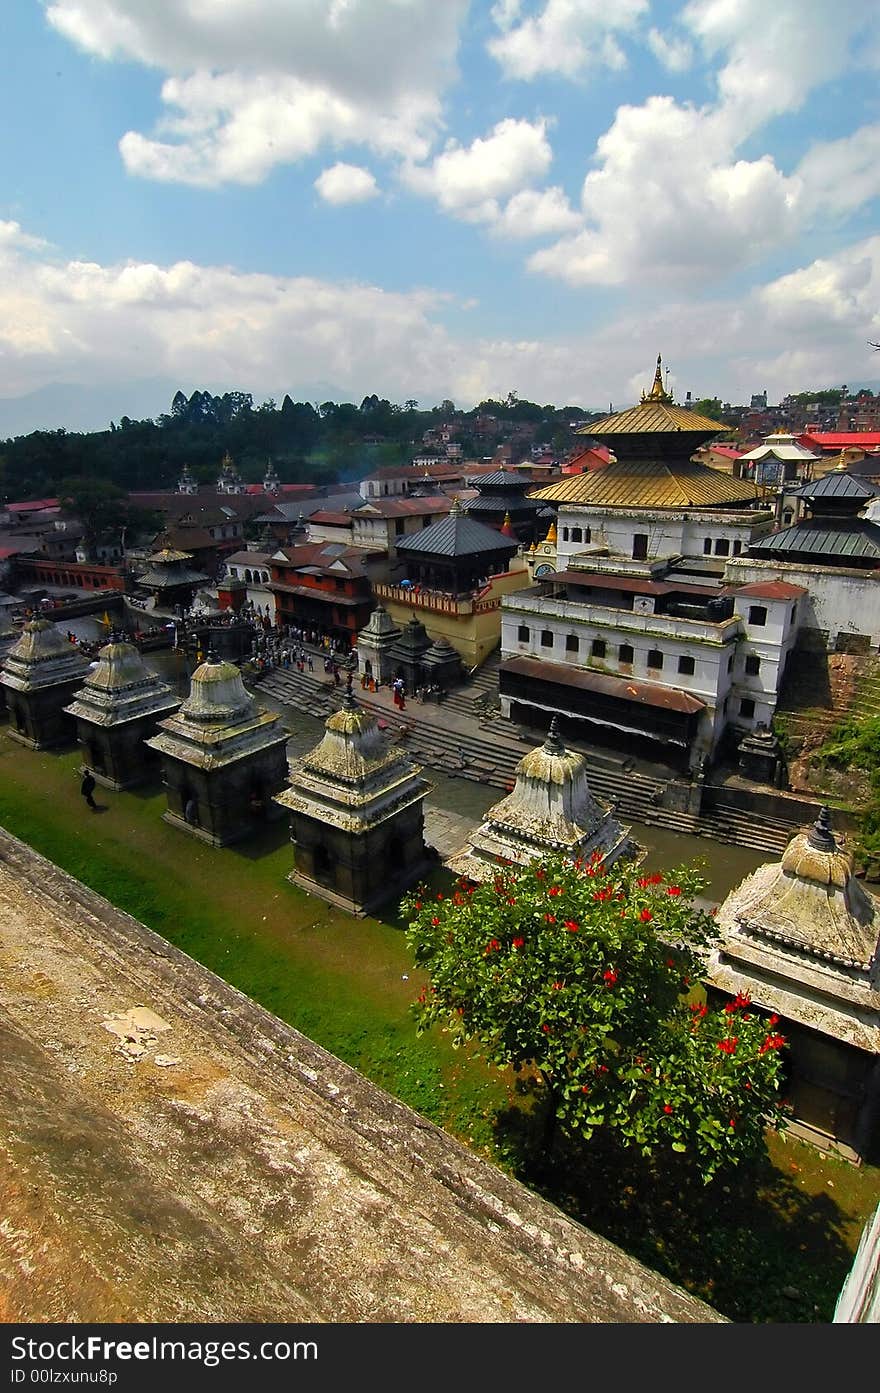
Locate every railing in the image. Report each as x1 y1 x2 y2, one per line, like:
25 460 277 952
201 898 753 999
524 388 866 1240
374 583 475 615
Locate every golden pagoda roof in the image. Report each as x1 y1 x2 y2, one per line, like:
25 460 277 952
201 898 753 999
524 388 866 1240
529 457 762 509
582 356 728 437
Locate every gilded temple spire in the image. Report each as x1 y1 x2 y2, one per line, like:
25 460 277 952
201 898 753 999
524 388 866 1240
641 353 673 405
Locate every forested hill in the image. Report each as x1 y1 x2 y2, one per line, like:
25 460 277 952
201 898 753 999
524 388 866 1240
0 389 593 503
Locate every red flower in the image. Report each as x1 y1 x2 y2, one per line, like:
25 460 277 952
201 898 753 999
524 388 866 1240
717 1037 738 1055
580 1084 590 1094
663 1104 673 1114
639 908 652 922
768 1014 779 1027
564 919 579 933
667 886 682 896
548 886 562 897
534 868 546 880
415 901 422 910
431 917 440 927
544 913 556 924
759 1032 786 1054
552 980 564 991
666 958 675 967
603 969 618 984
512 936 525 949
436 893 444 901
689 1003 707 1018
541 1023 551 1034
637 876 650 888
484 938 501 955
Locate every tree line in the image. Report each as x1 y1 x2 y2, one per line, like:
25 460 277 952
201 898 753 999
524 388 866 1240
0 388 594 505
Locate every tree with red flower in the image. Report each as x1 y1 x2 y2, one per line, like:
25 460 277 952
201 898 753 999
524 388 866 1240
403 853 786 1180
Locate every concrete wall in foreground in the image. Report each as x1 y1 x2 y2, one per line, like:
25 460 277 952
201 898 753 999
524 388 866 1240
0 827 721 1324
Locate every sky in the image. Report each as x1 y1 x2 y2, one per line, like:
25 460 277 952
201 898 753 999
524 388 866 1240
2 0 880 436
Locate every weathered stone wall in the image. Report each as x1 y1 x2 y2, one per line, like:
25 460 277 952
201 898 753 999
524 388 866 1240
0 826 721 1323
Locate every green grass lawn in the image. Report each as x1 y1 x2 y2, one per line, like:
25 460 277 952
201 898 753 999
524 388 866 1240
2 731 878 1323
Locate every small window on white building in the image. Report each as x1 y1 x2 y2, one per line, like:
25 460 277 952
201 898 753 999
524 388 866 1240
749 605 767 626
732 540 742 555
541 630 554 648
571 527 583 543
518 624 530 642
678 655 695 675
619 643 634 664
745 654 760 676
714 538 730 556
591 638 606 658
562 526 569 541
740 698 755 719
703 538 712 555
565 634 579 652
647 649 663 669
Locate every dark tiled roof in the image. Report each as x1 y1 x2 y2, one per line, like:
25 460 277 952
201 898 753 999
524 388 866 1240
395 511 520 559
464 493 543 515
748 520 880 562
790 471 880 501
500 655 705 713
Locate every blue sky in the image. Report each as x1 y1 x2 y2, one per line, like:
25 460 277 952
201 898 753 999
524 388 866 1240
2 0 880 435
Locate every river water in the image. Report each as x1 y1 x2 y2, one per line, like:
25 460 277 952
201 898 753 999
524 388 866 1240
67 614 772 903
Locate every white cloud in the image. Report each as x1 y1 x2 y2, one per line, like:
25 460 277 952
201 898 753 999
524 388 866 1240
797 123 880 217
492 186 582 239
529 97 801 286
646 27 693 73
46 0 467 186
527 1 880 290
684 0 877 131
488 0 648 80
402 118 554 223
314 162 379 205
3 220 879 422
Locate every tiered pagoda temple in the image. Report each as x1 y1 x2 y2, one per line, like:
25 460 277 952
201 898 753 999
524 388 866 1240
530 358 761 515
0 619 91 749
708 809 880 1162
447 717 638 883
145 653 288 845
463 466 545 542
63 636 180 789
135 548 209 612
395 498 520 595
275 680 433 915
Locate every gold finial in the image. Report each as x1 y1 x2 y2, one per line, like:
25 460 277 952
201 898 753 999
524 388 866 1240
641 353 673 404
544 520 557 544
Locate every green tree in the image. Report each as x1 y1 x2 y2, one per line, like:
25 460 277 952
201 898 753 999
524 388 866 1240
405 855 786 1181
693 398 726 422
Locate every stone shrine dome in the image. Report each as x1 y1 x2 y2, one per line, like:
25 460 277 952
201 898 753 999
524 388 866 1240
447 717 638 881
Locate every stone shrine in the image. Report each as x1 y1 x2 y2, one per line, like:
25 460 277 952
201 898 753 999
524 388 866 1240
420 635 463 691
275 681 433 915
0 613 17 716
145 653 288 845
356 605 402 686
447 717 638 883
0 619 91 749
63 636 181 789
385 615 432 694
708 808 880 1161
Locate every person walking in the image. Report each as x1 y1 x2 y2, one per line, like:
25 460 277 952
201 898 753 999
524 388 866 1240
80 769 97 810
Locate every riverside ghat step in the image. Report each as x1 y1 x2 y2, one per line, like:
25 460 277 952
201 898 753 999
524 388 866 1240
254 667 796 855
